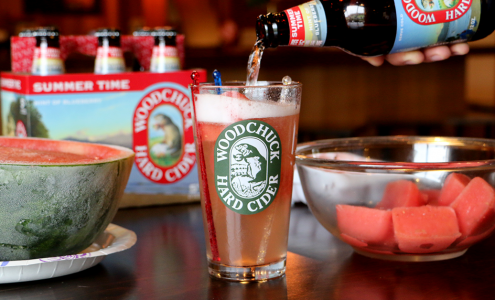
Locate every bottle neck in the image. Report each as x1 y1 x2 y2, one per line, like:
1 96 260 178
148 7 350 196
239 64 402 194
36 36 60 48
98 37 120 48
154 36 176 47
256 12 288 48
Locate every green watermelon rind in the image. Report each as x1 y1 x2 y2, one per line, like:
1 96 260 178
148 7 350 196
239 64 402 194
0 152 133 261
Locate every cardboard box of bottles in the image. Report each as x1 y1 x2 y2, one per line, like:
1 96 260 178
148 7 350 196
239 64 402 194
0 69 206 207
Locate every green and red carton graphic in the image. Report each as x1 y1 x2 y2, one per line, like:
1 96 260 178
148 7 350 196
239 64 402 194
1 70 206 206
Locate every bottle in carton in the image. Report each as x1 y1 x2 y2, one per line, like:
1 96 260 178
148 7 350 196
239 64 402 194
150 27 181 73
31 27 64 75
94 28 125 74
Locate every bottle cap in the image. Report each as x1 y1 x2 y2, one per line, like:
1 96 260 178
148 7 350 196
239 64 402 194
19 29 34 37
32 27 60 37
151 27 177 37
94 28 121 37
133 27 152 36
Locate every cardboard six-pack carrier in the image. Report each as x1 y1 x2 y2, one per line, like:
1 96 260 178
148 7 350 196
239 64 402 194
1 34 206 207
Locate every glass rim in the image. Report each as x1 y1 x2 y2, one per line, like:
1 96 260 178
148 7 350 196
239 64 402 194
193 80 302 89
295 136 495 171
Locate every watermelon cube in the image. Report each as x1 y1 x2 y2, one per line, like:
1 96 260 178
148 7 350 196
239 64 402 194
455 223 495 248
222 91 249 100
336 204 395 247
437 173 471 206
340 233 368 248
375 180 427 209
422 189 441 205
392 206 461 253
451 177 495 237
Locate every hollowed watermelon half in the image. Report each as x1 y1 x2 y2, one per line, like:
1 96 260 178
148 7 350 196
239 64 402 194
0 137 134 261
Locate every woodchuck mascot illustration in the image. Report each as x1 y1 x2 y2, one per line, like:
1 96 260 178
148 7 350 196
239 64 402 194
421 0 435 9
235 143 267 185
150 113 182 158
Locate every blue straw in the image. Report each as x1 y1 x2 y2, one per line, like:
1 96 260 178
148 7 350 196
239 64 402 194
213 69 222 95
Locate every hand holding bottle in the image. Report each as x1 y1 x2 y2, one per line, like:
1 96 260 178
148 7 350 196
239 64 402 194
256 0 493 62
362 43 471 67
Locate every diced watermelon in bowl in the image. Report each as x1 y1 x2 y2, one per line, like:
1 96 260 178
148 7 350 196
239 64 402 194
296 136 495 262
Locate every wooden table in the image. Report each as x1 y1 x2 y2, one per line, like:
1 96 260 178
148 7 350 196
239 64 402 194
1 203 495 299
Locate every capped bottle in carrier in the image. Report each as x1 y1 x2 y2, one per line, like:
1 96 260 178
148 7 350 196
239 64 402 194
94 28 125 74
132 27 152 37
256 0 495 56
31 27 64 75
150 27 181 73
19 28 34 38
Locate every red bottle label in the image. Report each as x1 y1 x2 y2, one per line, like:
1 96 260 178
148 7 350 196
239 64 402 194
96 46 124 59
34 47 62 59
150 46 180 72
284 0 327 47
32 46 64 75
94 46 125 74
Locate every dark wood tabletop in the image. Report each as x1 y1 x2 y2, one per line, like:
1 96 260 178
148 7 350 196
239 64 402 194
1 202 495 299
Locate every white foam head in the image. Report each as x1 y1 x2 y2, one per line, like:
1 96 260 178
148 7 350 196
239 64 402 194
194 94 299 124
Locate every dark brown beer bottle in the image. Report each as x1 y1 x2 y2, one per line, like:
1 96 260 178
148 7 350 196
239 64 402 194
94 28 125 74
132 27 153 37
256 0 495 56
31 27 64 75
150 27 180 72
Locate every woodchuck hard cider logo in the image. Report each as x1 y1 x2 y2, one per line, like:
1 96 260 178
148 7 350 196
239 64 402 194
402 0 472 25
133 86 196 184
214 120 282 215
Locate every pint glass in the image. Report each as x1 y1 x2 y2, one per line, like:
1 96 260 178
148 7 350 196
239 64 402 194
191 81 302 281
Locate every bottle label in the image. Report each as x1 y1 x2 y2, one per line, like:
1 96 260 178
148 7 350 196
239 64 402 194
214 120 281 215
391 0 481 53
31 47 64 75
150 46 181 72
95 46 125 74
284 0 327 46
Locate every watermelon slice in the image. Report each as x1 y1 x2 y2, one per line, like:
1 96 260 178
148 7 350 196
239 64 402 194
437 173 471 206
392 206 461 253
451 177 495 237
375 180 427 209
360 248 395 255
336 205 395 247
222 91 249 100
0 137 134 261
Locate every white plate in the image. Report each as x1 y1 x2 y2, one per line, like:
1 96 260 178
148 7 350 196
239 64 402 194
0 223 137 284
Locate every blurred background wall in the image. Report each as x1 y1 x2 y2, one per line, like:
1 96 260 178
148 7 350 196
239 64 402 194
0 0 494 141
